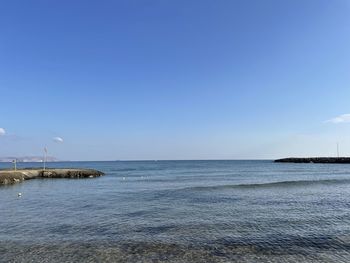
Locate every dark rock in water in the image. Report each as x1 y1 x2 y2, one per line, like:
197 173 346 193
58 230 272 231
274 157 350 164
39 169 104 178
0 168 104 186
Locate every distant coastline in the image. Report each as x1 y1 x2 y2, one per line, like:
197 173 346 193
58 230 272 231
0 156 59 162
275 157 350 164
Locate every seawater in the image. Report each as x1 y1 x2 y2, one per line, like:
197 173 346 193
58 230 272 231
0 160 350 262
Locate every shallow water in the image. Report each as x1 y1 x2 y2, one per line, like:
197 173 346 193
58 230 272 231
1 160 350 262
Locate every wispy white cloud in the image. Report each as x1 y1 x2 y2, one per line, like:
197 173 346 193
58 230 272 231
53 136 64 143
326 114 350 124
0 128 5 136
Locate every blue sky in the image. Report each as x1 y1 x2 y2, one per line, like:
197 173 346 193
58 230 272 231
1 0 350 160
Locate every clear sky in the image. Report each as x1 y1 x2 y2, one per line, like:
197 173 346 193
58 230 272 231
1 0 350 161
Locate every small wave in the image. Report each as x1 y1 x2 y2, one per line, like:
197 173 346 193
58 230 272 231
110 168 137 172
188 178 350 191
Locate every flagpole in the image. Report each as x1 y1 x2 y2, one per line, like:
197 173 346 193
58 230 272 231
44 147 47 171
337 142 340 158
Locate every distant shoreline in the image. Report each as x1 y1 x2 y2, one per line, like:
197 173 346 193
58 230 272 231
275 157 350 164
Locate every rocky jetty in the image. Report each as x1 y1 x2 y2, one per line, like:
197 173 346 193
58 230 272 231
0 168 104 186
275 157 350 164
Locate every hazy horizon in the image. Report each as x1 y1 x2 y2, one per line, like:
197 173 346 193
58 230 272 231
1 156 350 163
1 0 350 161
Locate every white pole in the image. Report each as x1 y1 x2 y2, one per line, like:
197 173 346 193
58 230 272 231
13 159 17 171
44 147 47 171
337 143 340 158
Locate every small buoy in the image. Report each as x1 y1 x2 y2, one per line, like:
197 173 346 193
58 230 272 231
89 175 93 178
17 193 22 197
122 177 126 180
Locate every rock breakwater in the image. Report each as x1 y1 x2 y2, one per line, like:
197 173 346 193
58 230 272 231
0 168 104 186
275 157 350 164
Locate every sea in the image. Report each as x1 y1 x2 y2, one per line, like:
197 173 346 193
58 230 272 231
0 160 350 262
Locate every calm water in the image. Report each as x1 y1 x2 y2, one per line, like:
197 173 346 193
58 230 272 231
1 160 350 262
